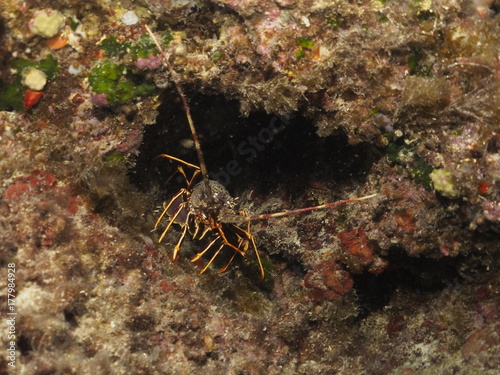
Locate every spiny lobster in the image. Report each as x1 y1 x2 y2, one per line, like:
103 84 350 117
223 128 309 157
145 26 376 278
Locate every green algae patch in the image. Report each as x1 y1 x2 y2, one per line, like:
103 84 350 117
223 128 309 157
296 37 315 58
326 17 341 29
12 54 59 80
99 33 173 60
90 32 176 105
105 152 126 163
130 33 172 60
385 135 433 189
88 59 156 105
211 50 222 63
99 37 131 59
0 55 59 111
0 80 24 111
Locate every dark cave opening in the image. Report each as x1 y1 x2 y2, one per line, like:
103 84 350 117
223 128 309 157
130 92 465 316
353 249 465 319
130 91 377 203
17 334 33 357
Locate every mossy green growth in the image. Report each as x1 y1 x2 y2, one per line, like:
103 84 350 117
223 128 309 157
99 37 131 59
105 151 126 163
0 79 24 111
249 254 275 292
326 18 341 29
377 13 389 23
100 33 173 60
385 134 433 188
261 254 275 277
407 49 433 76
409 156 433 188
295 50 306 59
130 34 164 60
0 55 59 111
429 168 458 199
297 37 314 49
336 212 348 227
88 59 156 104
91 32 176 104
88 60 122 92
296 37 315 58
69 18 79 31
211 50 222 63
130 34 155 59
411 0 435 21
12 54 59 80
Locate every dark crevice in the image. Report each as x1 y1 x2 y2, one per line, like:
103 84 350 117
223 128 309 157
18 334 33 356
130 92 378 202
130 91 381 287
353 249 465 319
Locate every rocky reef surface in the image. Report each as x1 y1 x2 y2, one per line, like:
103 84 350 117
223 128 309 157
0 0 499 374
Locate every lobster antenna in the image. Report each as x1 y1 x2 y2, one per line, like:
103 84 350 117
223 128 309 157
145 25 212 197
221 193 378 223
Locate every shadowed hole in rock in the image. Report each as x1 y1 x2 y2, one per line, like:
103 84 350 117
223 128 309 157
130 92 379 275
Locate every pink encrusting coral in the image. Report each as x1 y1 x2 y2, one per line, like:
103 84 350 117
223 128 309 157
338 228 374 267
134 53 162 70
4 170 78 215
303 259 354 302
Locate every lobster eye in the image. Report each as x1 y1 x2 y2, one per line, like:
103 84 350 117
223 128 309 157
213 192 228 205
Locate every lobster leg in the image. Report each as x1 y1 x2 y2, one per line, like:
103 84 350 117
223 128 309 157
230 223 264 278
154 189 186 231
217 249 238 274
216 226 246 256
191 236 220 262
172 223 189 261
199 242 226 274
158 200 187 243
